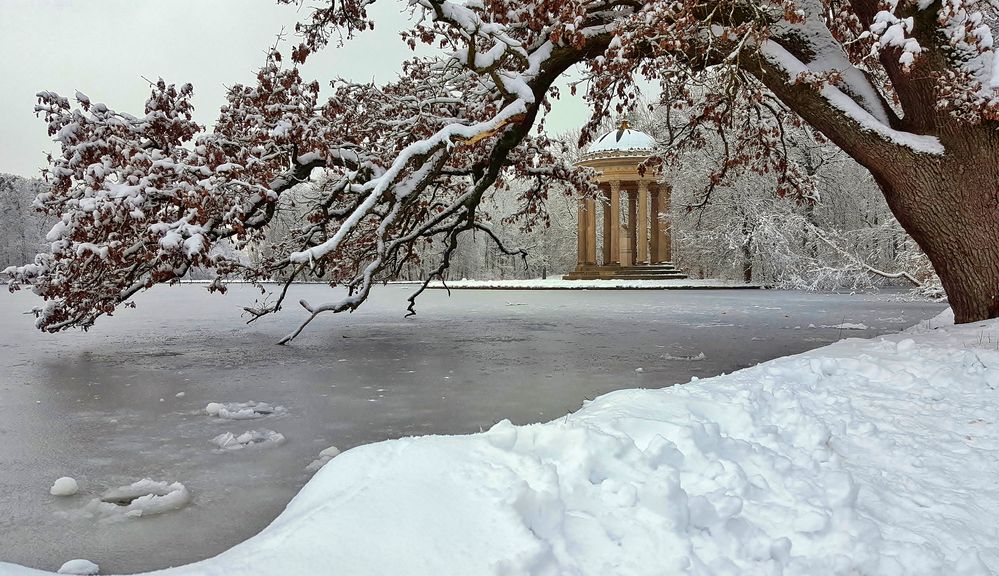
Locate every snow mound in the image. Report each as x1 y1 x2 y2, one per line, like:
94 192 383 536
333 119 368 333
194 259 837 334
823 322 869 330
212 430 285 451
305 445 341 472
56 560 98 575
205 401 285 420
49 477 78 497
82 479 190 520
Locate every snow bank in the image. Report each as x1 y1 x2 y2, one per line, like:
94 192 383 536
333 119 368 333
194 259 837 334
4 310 999 575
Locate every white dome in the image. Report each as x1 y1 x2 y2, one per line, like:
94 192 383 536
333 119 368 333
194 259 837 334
586 123 656 155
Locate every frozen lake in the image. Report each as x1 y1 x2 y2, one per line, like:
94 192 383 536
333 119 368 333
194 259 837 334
0 284 945 573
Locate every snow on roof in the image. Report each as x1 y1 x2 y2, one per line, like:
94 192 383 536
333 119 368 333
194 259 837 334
585 120 656 156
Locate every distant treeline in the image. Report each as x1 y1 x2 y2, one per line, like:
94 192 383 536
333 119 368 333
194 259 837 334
1 155 940 295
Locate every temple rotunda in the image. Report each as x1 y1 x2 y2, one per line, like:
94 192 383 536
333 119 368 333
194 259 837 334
565 121 687 280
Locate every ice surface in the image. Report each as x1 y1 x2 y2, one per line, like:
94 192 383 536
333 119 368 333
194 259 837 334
0 284 945 573
212 430 285 451
55 560 98 575
49 478 78 497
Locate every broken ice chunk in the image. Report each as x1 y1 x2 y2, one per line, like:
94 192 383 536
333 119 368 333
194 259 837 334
212 429 286 451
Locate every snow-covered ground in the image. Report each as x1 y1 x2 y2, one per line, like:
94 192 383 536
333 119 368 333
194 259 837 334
3 306 996 575
0 285 946 573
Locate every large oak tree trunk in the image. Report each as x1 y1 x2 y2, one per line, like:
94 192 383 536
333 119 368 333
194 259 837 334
873 130 999 323
748 41 999 324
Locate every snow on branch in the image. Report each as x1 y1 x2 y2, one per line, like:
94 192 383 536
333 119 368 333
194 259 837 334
760 41 945 155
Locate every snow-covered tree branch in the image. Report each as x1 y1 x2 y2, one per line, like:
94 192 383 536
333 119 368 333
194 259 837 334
6 0 999 339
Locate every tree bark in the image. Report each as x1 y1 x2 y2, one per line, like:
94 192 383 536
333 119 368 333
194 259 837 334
870 132 999 323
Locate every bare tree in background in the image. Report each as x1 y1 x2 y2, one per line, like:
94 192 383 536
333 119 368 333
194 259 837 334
0 175 47 273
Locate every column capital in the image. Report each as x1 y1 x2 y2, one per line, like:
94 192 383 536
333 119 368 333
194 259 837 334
609 180 621 192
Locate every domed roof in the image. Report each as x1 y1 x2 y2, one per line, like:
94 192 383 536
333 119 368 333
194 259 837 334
585 120 656 156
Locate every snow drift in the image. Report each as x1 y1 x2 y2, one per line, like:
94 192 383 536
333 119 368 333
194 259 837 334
2 310 997 575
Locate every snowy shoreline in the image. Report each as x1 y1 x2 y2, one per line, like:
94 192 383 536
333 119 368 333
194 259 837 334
3 309 997 575
170 277 762 290
419 277 763 290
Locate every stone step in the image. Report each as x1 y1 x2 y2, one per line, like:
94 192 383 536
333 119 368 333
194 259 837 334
579 265 680 271
564 276 690 281
613 268 683 274
565 272 689 280
566 263 688 281
617 275 689 280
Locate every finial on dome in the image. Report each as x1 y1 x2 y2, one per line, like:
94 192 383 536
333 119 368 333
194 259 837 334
619 118 631 130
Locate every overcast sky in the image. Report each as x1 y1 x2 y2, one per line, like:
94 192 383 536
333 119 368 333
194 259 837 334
0 0 591 177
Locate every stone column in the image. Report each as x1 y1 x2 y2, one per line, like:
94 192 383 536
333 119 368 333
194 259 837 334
637 181 649 264
577 196 586 265
609 180 621 265
602 186 612 265
585 197 597 265
627 190 638 266
650 186 661 263
657 184 672 263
